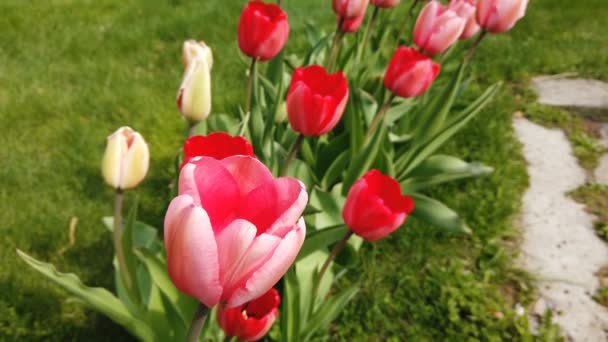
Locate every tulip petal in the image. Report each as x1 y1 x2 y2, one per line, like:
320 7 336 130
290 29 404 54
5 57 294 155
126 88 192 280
101 130 127 189
226 219 305 307
119 133 150 190
221 156 274 196
215 219 257 284
164 197 222 307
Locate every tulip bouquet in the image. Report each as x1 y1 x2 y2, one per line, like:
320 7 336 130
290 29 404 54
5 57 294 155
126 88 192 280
17 0 528 341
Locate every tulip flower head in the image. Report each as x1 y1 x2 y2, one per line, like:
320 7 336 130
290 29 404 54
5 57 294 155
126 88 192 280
102 126 149 191
165 147 307 308
332 0 370 19
286 65 349 136
384 46 440 98
413 0 467 55
477 0 529 33
182 40 213 70
371 0 400 8
449 0 479 40
177 49 212 123
238 1 289 61
182 132 256 168
343 170 414 241
340 13 366 32
217 288 280 341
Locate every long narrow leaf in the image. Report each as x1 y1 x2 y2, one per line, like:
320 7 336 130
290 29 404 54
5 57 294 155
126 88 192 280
409 193 472 234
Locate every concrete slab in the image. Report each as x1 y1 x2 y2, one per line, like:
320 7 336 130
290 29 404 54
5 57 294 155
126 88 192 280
531 77 608 109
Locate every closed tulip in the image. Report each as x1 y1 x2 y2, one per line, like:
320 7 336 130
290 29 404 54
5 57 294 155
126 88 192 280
343 169 414 241
177 51 212 123
286 65 349 136
182 40 213 70
477 0 528 33
165 153 307 308
182 132 256 168
102 126 149 191
371 0 400 8
238 1 289 61
332 0 370 19
449 0 479 40
217 288 280 341
384 46 440 98
413 0 467 55
340 13 366 32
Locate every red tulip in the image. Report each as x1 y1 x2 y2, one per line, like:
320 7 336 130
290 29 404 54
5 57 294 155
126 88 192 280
332 0 370 19
413 0 467 55
384 46 440 98
340 13 366 32
477 0 528 33
165 154 307 308
217 288 280 341
182 132 255 168
286 65 349 136
343 170 414 241
238 1 289 61
371 0 400 8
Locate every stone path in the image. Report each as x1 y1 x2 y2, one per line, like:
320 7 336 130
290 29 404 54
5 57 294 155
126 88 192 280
516 76 608 340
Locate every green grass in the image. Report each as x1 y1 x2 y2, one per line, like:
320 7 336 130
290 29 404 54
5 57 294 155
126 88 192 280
0 0 606 340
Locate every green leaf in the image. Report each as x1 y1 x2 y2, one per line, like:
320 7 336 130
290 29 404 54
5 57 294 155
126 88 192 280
207 113 240 135
122 197 142 305
342 123 386 195
302 284 359 341
320 151 349 190
309 187 345 228
401 155 494 191
280 267 301 342
17 250 156 341
297 225 348 262
409 193 472 234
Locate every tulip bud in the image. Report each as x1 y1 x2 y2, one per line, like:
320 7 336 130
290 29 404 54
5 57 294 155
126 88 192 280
238 1 289 61
384 46 440 98
102 126 149 191
286 65 349 136
182 40 213 70
217 288 280 341
477 0 528 33
343 170 414 241
177 52 212 123
460 13 481 40
371 0 400 8
332 0 370 19
413 0 467 55
448 0 479 40
340 13 366 33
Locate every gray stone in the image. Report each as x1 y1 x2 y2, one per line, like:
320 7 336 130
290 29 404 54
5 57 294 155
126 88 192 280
531 76 608 109
595 155 608 185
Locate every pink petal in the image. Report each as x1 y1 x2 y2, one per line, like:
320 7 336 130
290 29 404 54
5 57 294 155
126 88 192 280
165 198 222 307
225 219 306 307
178 162 201 206
164 194 196 256
220 156 274 196
215 219 257 285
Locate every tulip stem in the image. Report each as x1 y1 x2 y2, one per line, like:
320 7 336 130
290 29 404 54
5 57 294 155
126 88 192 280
358 6 379 64
186 303 210 342
240 57 258 136
326 17 345 72
113 190 132 290
364 94 396 144
312 230 354 305
465 30 487 62
399 0 419 44
280 133 304 176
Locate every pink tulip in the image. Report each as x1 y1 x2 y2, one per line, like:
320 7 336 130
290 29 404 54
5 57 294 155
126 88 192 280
477 0 528 33
371 0 400 8
340 13 366 33
384 46 440 98
449 0 479 40
332 0 370 19
164 155 308 308
413 0 467 55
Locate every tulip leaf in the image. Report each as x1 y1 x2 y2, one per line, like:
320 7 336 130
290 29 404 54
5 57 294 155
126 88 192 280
320 150 349 190
280 267 301 342
17 250 156 341
302 284 359 341
297 225 348 262
122 197 142 306
401 155 494 192
309 187 345 229
207 113 240 135
409 193 472 234
341 122 386 195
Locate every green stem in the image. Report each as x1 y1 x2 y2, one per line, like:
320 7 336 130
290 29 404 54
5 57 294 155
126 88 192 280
325 17 345 72
186 303 210 342
311 230 354 304
113 190 132 290
364 94 395 143
398 0 419 44
358 6 379 63
239 57 258 136
464 30 487 63
280 133 304 176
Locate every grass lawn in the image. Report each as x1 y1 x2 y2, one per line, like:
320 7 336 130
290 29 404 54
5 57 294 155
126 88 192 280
1 0 606 340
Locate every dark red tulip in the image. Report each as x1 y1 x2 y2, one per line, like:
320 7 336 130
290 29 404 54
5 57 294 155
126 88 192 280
384 46 440 98
182 132 255 168
237 1 289 61
217 288 280 341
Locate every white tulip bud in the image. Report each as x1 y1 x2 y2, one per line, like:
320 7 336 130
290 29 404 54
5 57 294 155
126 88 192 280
102 126 149 190
182 40 213 70
177 52 212 123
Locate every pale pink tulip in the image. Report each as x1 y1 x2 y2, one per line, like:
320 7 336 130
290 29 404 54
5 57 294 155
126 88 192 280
164 155 307 308
477 0 528 33
449 0 479 40
332 0 370 19
413 0 467 55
